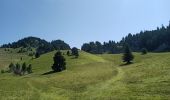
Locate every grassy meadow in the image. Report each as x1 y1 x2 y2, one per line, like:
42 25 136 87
0 48 170 100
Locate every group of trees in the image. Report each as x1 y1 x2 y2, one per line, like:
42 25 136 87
81 41 122 54
120 23 170 52
8 63 32 75
82 22 170 54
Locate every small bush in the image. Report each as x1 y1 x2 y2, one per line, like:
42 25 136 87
1 69 5 73
141 48 147 55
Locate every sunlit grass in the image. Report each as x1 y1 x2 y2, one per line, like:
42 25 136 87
0 49 170 99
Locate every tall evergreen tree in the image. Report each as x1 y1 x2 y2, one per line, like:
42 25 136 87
67 50 70 56
51 51 66 72
21 62 27 75
15 63 21 75
35 52 40 58
123 44 134 64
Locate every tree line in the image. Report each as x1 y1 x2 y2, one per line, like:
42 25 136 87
82 22 170 54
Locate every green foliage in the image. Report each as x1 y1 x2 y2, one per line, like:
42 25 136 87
1 37 71 55
7 62 33 75
51 40 70 50
67 50 70 56
71 47 79 58
82 22 170 54
35 52 40 58
123 44 134 64
8 63 15 72
15 63 21 75
17 47 27 53
1 69 5 73
27 64 32 74
21 62 27 75
141 48 147 55
51 51 66 72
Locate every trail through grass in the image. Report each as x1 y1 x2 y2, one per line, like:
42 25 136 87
0 49 170 99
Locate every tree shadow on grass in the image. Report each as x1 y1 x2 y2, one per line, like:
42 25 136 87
120 62 133 66
42 71 55 75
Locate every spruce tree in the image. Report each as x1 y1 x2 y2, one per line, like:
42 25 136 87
35 52 40 58
51 51 66 72
123 44 134 64
15 63 21 75
67 50 70 56
21 62 27 75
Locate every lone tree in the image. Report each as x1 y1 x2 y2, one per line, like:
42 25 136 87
123 44 134 64
51 51 66 72
141 48 147 55
35 52 40 58
67 50 70 56
71 47 79 58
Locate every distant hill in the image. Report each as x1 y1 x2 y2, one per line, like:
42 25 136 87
1 37 49 48
1 36 70 54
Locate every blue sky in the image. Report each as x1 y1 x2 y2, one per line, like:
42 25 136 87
0 0 170 48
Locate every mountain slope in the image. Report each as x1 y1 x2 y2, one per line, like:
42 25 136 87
0 50 170 99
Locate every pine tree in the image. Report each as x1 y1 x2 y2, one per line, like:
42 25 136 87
123 44 134 64
21 62 27 75
35 52 40 58
15 63 21 75
67 50 70 56
51 51 66 72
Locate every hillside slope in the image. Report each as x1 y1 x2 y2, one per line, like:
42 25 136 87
0 50 170 100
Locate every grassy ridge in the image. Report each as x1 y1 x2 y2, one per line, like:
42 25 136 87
0 49 170 99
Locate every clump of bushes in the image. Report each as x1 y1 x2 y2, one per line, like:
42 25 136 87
8 62 32 76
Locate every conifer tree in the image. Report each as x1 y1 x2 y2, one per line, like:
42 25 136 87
51 51 66 72
21 62 27 75
123 44 134 64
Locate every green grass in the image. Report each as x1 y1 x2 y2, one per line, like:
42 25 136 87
0 49 170 100
0 48 29 70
